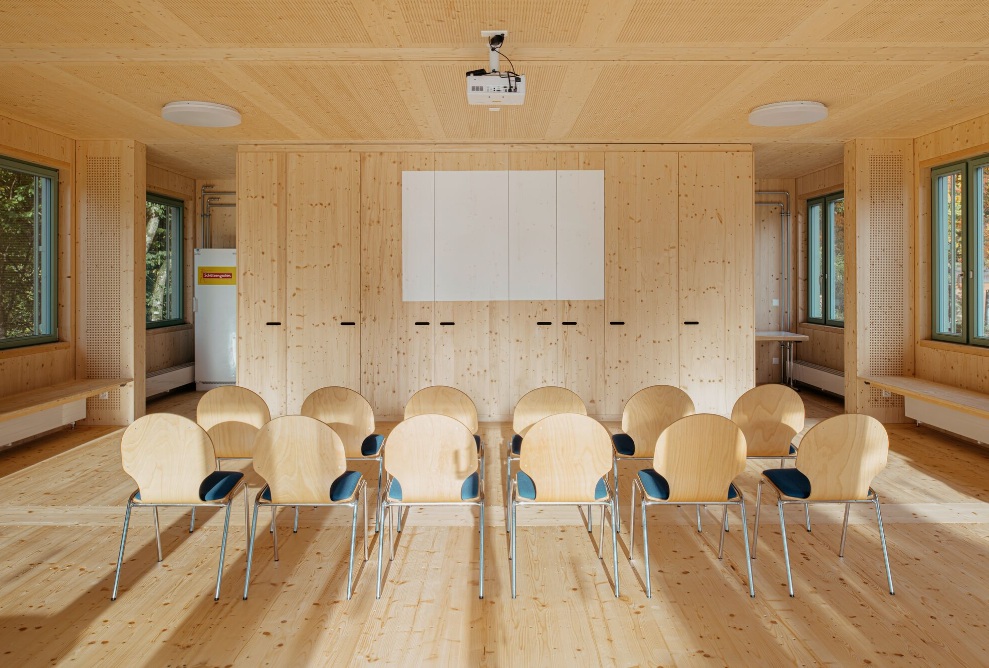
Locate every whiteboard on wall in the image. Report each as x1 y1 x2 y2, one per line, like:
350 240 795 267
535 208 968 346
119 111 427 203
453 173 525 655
402 169 604 301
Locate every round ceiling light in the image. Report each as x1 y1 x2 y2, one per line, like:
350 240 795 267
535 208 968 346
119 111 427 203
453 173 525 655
161 101 241 127
748 101 828 127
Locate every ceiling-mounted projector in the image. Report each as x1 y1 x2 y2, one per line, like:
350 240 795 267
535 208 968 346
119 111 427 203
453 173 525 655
466 30 525 106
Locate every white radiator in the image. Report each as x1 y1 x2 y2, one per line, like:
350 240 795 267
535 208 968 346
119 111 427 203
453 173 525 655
792 360 845 397
0 400 86 449
146 362 195 398
905 396 989 445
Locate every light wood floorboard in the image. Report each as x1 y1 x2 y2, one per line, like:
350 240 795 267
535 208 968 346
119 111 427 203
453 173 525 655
0 388 987 666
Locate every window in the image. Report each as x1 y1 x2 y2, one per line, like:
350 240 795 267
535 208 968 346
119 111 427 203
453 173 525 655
806 191 845 327
146 194 183 327
0 156 58 349
932 156 989 346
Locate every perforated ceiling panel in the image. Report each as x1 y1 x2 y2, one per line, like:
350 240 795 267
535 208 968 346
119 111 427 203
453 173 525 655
867 153 905 409
84 156 122 412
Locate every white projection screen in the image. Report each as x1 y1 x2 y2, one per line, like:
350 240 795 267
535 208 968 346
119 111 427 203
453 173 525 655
402 169 604 302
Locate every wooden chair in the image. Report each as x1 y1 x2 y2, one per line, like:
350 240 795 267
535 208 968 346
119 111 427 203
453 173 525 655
629 414 754 598
194 386 271 531
509 413 619 598
112 414 247 601
302 387 384 531
611 385 694 531
506 387 587 528
404 385 484 484
376 414 484 599
244 416 368 600
753 414 894 597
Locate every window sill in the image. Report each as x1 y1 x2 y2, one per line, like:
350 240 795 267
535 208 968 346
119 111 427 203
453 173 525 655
798 322 844 334
0 340 71 361
146 322 191 334
918 339 989 358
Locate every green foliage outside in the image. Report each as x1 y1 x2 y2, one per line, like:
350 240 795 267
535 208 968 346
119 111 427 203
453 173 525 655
146 198 181 325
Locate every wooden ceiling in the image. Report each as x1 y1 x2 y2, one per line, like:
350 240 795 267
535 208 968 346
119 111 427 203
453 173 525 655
1 0 988 178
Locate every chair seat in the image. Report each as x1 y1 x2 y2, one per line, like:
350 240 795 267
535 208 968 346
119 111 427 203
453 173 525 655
362 434 384 457
636 469 738 501
388 472 480 501
612 433 635 456
515 471 608 501
510 433 522 455
261 470 363 503
763 467 812 499
135 470 244 503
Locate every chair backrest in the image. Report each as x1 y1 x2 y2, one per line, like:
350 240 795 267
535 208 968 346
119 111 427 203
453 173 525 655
120 413 216 504
519 413 612 502
652 414 746 503
384 414 478 503
730 385 805 457
513 386 587 437
300 386 375 458
621 385 695 458
196 386 271 459
253 416 348 504
795 414 889 501
404 386 479 433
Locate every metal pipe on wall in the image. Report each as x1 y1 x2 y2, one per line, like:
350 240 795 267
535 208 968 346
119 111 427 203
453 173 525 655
200 186 236 249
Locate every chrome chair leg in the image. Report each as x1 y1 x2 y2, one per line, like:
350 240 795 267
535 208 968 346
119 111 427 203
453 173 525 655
153 507 163 562
628 481 637 558
805 503 812 532
111 503 133 600
376 457 383 533
613 457 620 532
740 499 755 598
587 504 593 533
752 481 763 556
294 506 300 533
839 502 851 557
874 495 895 595
347 501 358 599
389 505 397 561
189 507 196 533
479 502 485 599
214 502 233 601
718 505 728 559
272 507 280 562
510 498 517 598
696 506 702 533
363 486 369 561
244 488 250 549
507 477 514 559
504 444 512 531
270 505 275 533
376 500 386 599
778 500 794 597
611 499 619 598
642 497 652 598
243 503 260 599
598 501 605 558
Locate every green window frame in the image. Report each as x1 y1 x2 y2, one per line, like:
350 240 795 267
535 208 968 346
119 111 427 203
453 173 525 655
932 156 989 347
0 155 58 350
146 193 184 328
806 191 845 327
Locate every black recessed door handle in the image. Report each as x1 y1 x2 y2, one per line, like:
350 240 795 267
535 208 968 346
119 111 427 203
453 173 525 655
440 321 455 326
609 321 625 326
562 321 577 326
536 321 552 326
265 321 281 326
683 321 700 325
340 321 355 326
415 321 430 326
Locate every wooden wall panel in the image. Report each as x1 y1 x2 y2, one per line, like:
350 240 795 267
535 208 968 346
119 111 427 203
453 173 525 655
236 151 286 415
723 151 756 410
604 152 679 416
361 152 434 419
284 152 361 412
510 301 560 408
561 300 605 414
796 323 844 370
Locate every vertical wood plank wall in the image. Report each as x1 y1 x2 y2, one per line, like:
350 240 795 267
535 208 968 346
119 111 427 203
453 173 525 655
237 146 755 420
0 118 76 399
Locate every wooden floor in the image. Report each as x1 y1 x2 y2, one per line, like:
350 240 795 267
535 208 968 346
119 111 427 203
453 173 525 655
1 388 988 666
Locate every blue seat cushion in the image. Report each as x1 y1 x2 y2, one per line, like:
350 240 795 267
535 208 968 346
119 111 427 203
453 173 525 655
636 469 738 501
199 470 244 501
763 467 811 499
260 470 363 503
789 443 797 455
474 434 482 452
515 471 608 501
388 472 480 501
510 434 523 455
612 433 635 456
362 434 384 457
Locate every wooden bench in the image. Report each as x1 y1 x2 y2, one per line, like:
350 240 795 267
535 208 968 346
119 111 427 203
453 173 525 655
0 378 131 445
861 375 989 443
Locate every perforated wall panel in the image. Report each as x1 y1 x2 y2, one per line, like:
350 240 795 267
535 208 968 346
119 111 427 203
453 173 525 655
867 154 905 410
84 156 122 412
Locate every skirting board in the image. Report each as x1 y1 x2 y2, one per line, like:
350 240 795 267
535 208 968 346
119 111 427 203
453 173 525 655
905 396 989 445
792 360 845 397
0 399 86 448
146 363 195 398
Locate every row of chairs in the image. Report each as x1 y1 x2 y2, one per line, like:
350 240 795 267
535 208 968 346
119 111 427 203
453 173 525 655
111 383 895 603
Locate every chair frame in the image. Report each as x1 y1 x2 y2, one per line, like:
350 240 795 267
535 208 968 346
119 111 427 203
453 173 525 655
243 478 368 600
753 481 894 597
629 478 754 598
112 481 248 601
509 477 619 599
